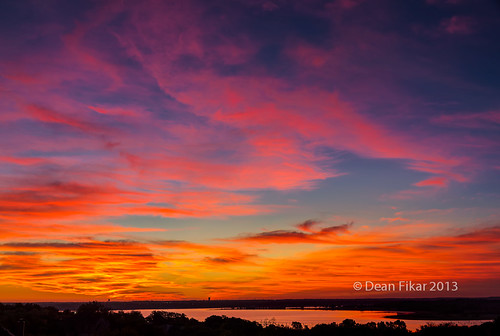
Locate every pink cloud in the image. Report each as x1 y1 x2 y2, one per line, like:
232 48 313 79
286 43 329 67
336 0 364 9
25 104 107 134
0 156 44 166
41 0 480 202
262 1 279 12
0 0 495 225
88 105 140 117
432 111 500 128
413 176 449 187
380 217 409 222
441 16 475 34
174 77 467 189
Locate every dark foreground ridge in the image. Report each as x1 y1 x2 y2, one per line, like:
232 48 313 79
0 302 499 336
37 297 500 320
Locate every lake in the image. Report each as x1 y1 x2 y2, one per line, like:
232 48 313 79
124 308 490 331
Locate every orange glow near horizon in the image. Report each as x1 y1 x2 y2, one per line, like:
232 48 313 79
1 222 498 301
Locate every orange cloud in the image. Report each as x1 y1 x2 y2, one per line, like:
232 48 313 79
0 222 165 241
0 240 168 299
0 222 498 300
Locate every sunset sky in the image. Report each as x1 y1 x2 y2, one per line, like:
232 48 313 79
0 0 499 302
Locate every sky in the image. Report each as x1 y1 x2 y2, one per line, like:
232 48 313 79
0 0 499 302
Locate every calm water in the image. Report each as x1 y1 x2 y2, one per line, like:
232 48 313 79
125 308 490 331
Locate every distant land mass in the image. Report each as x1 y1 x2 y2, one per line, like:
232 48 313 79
31 297 500 321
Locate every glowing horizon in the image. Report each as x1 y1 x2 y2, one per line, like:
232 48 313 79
0 0 499 302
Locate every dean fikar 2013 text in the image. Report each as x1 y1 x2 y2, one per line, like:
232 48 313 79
363 281 458 292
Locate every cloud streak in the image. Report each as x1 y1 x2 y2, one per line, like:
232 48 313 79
228 220 353 244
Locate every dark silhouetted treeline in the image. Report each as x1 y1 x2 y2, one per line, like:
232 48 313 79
0 302 499 336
